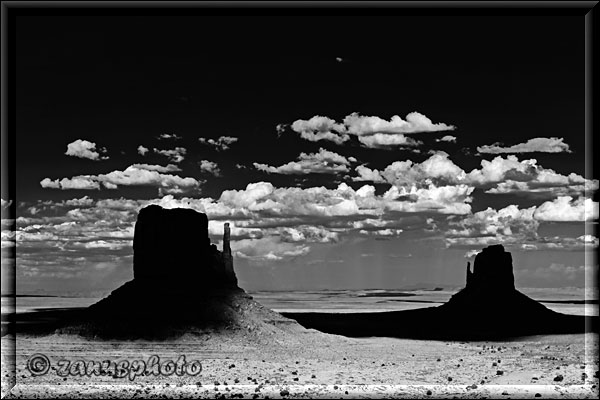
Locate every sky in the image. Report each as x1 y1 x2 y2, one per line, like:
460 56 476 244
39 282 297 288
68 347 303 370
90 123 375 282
2 14 598 295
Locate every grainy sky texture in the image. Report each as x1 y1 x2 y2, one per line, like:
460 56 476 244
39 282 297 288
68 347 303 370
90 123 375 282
4 14 598 294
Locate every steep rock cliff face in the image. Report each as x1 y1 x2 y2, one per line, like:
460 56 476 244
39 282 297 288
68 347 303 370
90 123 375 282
131 205 237 287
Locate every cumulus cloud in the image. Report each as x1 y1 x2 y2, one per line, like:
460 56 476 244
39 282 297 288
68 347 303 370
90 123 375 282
357 133 422 149
137 145 149 156
436 135 457 143
353 151 466 188
444 199 598 250
477 137 571 154
290 112 455 148
290 116 350 145
153 147 186 163
343 112 455 135
40 176 100 190
198 136 238 151
279 225 339 243
130 164 181 173
352 152 598 199
254 148 354 175
40 165 203 195
533 196 598 222
157 133 182 140
198 160 221 176
65 139 108 160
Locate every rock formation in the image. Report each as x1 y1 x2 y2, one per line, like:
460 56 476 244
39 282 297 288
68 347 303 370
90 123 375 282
284 244 595 339
465 244 515 291
131 205 237 287
83 205 254 337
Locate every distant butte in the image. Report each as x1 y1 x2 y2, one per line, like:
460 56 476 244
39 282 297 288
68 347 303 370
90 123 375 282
285 244 597 339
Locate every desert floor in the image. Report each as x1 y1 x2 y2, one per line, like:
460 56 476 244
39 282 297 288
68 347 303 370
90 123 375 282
1 327 598 399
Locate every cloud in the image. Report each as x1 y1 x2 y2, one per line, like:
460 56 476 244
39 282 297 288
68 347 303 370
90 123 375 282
157 133 182 140
477 137 571 154
275 124 287 136
359 228 404 237
40 165 203 195
253 148 354 175
352 152 597 199
198 160 221 176
40 177 100 190
357 133 422 149
354 151 467 188
231 237 310 261
279 225 339 243
343 112 455 135
198 136 238 151
130 163 182 173
153 147 186 163
289 112 455 147
291 116 350 145
533 196 598 222
1 199 12 209
137 145 149 156
436 135 457 143
65 139 108 160
444 199 598 250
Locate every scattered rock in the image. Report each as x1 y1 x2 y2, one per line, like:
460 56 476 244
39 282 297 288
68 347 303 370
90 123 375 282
554 375 564 382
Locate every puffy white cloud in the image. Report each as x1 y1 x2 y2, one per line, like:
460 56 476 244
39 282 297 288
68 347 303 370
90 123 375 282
444 199 598 251
533 196 598 222
254 148 354 175
130 163 181 173
97 165 201 194
353 165 385 183
137 145 149 156
65 139 108 160
40 165 203 195
477 137 571 154
436 135 457 143
357 133 421 149
352 152 597 199
290 116 349 145
198 136 238 151
290 112 454 147
198 160 221 176
40 176 101 190
153 147 186 163
343 112 455 135
446 204 539 241
279 225 339 243
1 199 13 209
157 133 182 140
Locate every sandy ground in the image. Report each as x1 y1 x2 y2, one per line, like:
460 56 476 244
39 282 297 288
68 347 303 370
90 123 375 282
2 327 599 398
